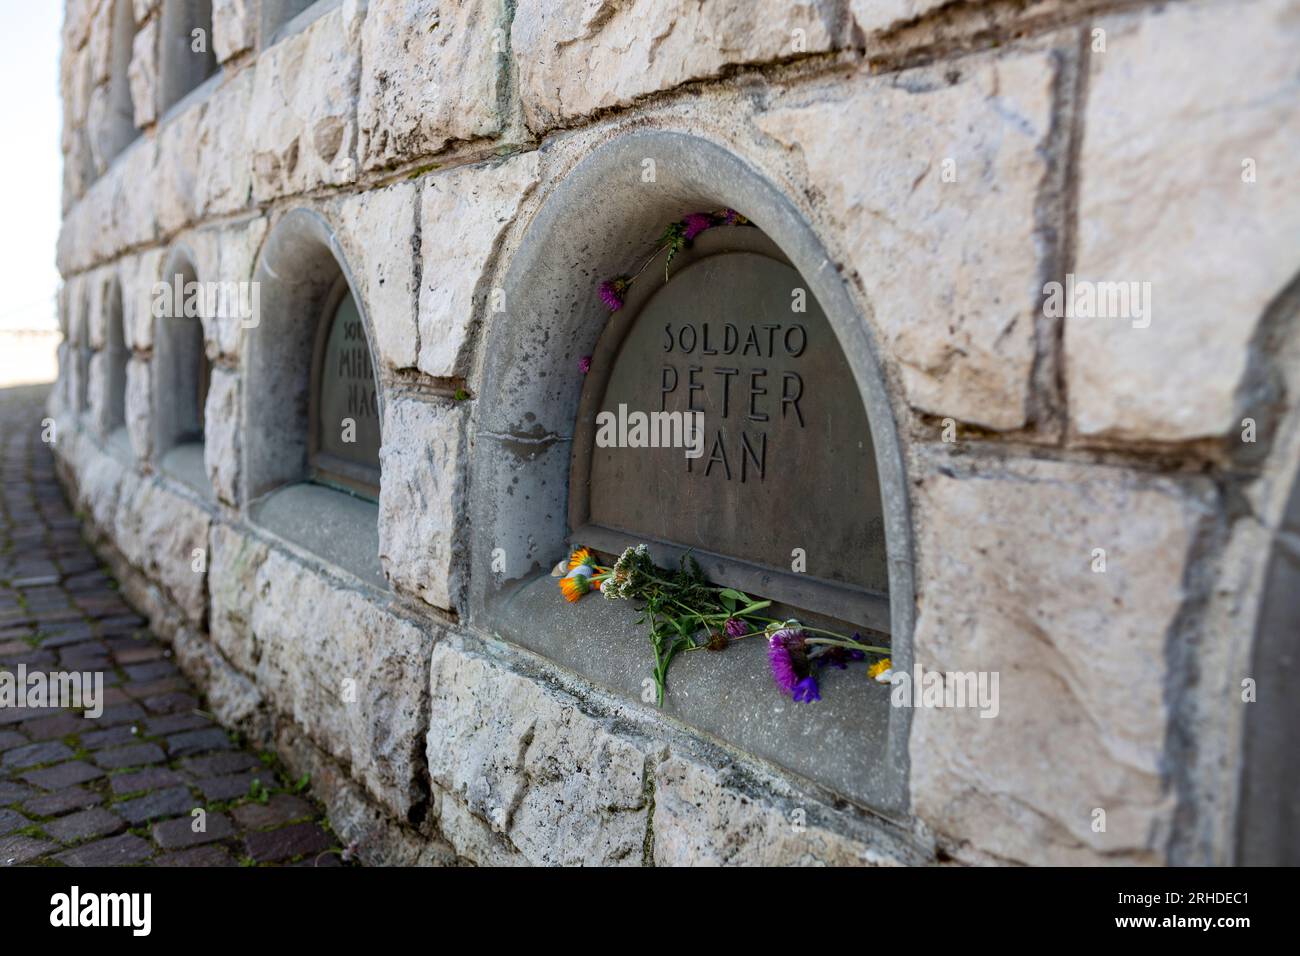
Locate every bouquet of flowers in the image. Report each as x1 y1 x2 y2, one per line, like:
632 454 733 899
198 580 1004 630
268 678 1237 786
557 545 892 706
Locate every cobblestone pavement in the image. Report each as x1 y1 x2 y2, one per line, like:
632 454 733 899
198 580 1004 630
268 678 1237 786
1 384 348 867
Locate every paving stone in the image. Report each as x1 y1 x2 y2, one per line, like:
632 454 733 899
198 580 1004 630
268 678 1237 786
19 711 84 740
230 794 315 830
54 832 154 866
94 702 147 726
113 644 165 665
1 740 74 770
144 692 200 715
197 772 266 802
80 724 142 750
245 822 333 863
110 767 188 795
143 713 212 736
166 728 234 757
182 751 259 776
0 807 32 836
114 786 197 825
93 742 166 770
0 730 27 751
153 811 234 849
22 786 103 817
124 677 188 700
22 760 103 790
0 781 38 805
44 807 125 843
124 660 179 682
0 834 59 865
155 845 236 867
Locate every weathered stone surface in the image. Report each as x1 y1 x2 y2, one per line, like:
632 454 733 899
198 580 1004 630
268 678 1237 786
757 49 1056 430
246 5 362 200
512 0 839 130
653 755 902 866
203 367 240 505
170 626 265 731
208 217 268 357
196 68 255 216
427 639 656 865
128 18 158 129
357 0 506 170
113 477 211 624
156 105 205 235
78 447 126 535
908 458 1211 864
212 0 256 62
1067 0 1300 441
417 152 539 377
849 0 951 35
245 550 431 817
124 356 152 461
378 397 465 610
334 180 420 370
121 248 164 351
208 523 269 676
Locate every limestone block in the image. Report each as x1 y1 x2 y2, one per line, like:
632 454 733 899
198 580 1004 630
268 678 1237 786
114 476 212 624
212 0 256 62
246 6 363 200
249 551 432 818
512 0 839 130
87 351 111 436
77 445 126 535
65 0 97 52
171 625 265 730
850 0 952 34
122 248 165 352
377 397 465 609
1067 0 1300 441
134 0 162 22
110 137 160 253
653 756 903 866
757 48 1056 430
203 366 240 505
333 181 420 370
208 523 270 677
196 68 254 216
208 217 268 359
417 152 539 377
427 639 657 865
89 0 114 84
908 457 1213 864
125 354 153 460
157 104 205 235
128 18 158 128
357 0 506 170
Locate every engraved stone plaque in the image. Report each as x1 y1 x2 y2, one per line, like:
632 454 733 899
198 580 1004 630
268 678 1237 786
572 228 889 629
314 290 381 494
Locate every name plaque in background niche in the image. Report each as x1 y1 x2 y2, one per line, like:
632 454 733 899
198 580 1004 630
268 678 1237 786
311 284 381 498
571 226 890 632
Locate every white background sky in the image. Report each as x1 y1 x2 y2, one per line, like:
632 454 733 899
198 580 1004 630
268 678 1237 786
0 2 63 333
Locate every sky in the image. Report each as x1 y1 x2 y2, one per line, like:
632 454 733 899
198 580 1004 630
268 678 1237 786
0 2 63 334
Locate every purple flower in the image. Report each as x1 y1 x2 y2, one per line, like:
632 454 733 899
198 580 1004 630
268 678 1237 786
682 213 714 240
724 617 747 638
793 676 821 703
578 355 592 374
768 628 817 702
815 645 866 671
598 278 627 312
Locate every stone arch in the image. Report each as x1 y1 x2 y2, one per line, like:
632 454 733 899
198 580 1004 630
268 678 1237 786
155 244 211 493
242 208 385 585
468 130 915 813
99 0 139 168
158 0 219 115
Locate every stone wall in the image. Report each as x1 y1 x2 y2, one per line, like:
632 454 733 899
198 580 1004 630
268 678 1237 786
49 0 1300 865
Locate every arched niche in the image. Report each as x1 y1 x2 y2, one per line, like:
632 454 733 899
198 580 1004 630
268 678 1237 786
99 0 139 168
102 275 131 453
243 208 385 587
1235 461 1300 864
470 131 914 814
155 246 212 495
158 0 219 116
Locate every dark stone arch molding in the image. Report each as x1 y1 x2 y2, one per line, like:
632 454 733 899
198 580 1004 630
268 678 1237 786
468 129 915 814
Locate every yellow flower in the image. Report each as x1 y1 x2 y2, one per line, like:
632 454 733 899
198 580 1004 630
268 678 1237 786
867 658 893 680
568 547 597 571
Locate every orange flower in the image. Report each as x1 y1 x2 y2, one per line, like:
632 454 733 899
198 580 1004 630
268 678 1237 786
559 573 591 602
568 547 596 571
